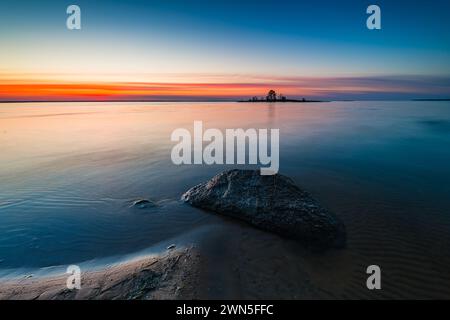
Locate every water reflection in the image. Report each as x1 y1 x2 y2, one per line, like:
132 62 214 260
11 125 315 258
0 101 450 297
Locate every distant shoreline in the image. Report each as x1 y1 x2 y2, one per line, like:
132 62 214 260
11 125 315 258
1 99 449 104
237 99 326 103
412 99 450 101
1 99 326 103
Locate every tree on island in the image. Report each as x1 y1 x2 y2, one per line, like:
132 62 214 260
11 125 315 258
242 91 320 103
266 90 277 102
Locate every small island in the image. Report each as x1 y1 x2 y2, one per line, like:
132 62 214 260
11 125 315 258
238 90 324 103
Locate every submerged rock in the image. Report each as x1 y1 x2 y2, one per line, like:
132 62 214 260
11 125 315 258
182 170 346 250
130 199 157 209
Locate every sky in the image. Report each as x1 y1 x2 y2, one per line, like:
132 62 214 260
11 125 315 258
1 0 450 101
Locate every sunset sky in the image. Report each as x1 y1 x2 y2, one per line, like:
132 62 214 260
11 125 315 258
1 0 450 101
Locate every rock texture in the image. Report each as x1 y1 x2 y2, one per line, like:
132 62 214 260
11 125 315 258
182 170 346 250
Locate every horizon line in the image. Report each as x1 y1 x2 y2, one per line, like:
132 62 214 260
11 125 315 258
2 98 450 104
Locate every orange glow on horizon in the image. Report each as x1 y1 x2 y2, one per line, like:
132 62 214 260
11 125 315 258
0 81 312 101
0 74 438 101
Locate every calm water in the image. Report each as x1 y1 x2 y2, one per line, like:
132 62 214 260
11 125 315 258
1 101 450 297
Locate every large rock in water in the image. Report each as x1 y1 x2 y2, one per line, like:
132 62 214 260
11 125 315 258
182 170 346 250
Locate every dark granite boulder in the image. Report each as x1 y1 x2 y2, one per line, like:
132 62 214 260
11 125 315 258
182 170 346 250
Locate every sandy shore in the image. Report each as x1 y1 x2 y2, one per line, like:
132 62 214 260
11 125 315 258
0 219 357 300
0 247 201 300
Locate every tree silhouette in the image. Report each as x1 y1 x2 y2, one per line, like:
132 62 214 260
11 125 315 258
266 90 277 102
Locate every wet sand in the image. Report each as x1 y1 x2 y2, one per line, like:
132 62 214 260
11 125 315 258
0 221 335 300
0 220 362 300
2 217 450 300
0 246 201 300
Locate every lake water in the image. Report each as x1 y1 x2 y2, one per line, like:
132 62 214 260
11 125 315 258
1 101 450 297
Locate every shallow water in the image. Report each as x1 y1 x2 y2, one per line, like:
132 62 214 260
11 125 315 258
1 101 450 297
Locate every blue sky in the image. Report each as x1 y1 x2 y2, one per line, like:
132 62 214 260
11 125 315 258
1 0 450 100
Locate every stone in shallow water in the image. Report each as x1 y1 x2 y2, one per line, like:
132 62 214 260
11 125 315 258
182 169 346 250
131 199 157 209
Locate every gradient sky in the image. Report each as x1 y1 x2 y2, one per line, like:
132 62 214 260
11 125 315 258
1 0 450 100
